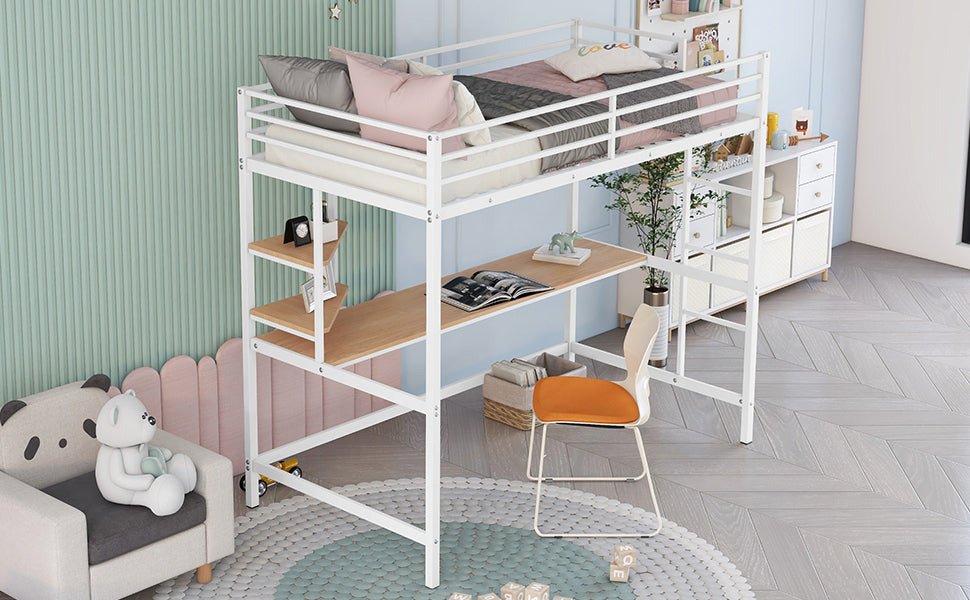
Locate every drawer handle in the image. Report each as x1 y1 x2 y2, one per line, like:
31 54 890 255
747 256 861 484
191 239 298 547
816 162 823 169
815 192 822 198
693 232 701 239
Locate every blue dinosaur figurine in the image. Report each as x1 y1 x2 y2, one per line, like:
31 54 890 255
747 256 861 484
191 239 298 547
549 231 583 254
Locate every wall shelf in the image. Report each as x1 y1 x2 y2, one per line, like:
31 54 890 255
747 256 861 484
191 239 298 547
248 220 348 272
250 283 349 338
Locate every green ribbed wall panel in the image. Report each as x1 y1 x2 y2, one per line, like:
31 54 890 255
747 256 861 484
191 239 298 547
0 0 396 402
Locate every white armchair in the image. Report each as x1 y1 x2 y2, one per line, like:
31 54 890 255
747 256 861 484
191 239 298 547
0 377 234 600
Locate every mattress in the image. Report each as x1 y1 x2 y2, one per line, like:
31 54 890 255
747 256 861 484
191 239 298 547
264 123 542 204
264 61 740 204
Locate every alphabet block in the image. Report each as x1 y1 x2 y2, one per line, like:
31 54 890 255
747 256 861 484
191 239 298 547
609 563 629 583
524 582 550 600
501 582 525 600
448 594 472 600
612 544 637 568
479 595 501 600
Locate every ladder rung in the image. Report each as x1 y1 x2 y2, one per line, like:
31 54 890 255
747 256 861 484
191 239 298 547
685 244 750 265
683 310 746 332
687 176 755 197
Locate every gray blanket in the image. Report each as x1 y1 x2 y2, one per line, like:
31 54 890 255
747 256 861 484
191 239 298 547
601 68 702 135
454 75 609 172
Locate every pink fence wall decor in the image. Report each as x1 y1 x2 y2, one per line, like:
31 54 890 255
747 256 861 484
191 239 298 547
120 338 401 475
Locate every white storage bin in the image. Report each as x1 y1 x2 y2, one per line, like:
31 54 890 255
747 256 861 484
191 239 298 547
793 210 831 275
670 253 712 325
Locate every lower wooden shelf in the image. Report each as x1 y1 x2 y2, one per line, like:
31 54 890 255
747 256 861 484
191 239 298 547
255 239 645 367
250 283 349 337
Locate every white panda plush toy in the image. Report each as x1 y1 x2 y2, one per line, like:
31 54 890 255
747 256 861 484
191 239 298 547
95 390 197 516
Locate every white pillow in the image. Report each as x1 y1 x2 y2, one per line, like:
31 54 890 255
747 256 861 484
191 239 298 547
545 43 662 82
407 60 491 146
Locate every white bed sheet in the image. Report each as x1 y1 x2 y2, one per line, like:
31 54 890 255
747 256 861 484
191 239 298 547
264 124 542 204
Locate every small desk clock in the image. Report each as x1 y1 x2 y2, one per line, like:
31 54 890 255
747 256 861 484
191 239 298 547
283 216 312 247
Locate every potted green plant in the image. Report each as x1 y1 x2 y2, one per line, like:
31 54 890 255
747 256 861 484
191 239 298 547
591 146 723 367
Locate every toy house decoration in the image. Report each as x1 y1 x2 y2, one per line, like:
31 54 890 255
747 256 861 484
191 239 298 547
713 143 732 162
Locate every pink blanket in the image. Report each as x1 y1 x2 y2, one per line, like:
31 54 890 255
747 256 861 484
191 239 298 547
475 61 738 152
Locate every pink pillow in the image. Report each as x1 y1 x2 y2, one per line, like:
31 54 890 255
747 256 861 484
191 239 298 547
345 55 465 154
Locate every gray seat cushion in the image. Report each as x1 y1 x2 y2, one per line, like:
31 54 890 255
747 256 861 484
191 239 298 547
42 471 206 565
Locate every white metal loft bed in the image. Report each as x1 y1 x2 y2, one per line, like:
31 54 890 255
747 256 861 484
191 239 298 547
237 18 769 589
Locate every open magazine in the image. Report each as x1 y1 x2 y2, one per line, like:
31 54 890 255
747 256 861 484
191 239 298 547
441 270 553 312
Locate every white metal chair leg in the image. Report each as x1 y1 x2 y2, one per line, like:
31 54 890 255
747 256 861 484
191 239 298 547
531 423 662 538
528 417 648 483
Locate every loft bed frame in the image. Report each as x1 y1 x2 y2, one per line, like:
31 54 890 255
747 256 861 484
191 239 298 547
237 19 769 589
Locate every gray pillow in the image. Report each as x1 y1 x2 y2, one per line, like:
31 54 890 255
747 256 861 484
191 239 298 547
258 55 359 133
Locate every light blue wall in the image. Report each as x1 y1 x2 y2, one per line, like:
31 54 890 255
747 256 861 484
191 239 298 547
394 0 865 393
740 0 865 245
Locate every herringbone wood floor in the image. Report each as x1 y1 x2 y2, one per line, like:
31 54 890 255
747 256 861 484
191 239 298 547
120 242 970 600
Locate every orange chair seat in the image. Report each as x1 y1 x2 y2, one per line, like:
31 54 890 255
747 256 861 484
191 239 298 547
532 376 639 425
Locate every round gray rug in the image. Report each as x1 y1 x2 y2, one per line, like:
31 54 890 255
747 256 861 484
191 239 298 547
153 477 754 600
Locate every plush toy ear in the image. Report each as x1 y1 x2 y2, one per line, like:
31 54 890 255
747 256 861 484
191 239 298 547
113 406 120 425
0 401 26 426
81 374 111 392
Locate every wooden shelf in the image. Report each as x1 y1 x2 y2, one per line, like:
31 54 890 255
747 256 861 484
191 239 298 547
250 283 349 337
660 6 741 22
249 220 348 271
256 239 645 366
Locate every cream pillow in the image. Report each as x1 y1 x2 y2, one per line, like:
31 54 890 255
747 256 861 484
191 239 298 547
545 43 661 82
407 60 491 146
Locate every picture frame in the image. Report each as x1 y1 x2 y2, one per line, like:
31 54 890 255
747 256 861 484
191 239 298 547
301 263 337 313
792 108 814 140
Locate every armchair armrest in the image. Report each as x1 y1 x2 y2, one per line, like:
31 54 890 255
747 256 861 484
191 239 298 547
153 429 235 563
0 470 90 600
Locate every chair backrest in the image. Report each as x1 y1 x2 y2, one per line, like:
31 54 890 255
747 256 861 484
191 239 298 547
0 378 109 488
617 304 660 426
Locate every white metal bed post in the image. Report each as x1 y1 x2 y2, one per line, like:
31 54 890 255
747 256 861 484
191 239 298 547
740 52 771 444
424 134 443 589
565 182 580 361
676 148 694 376
312 190 325 363
237 87 260 508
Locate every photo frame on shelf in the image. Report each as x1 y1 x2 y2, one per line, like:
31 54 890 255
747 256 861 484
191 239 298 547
792 108 814 140
301 262 337 313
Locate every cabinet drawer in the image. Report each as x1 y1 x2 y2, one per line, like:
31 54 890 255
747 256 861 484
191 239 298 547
674 214 716 258
793 210 831 276
798 146 836 184
797 176 834 214
671 254 712 324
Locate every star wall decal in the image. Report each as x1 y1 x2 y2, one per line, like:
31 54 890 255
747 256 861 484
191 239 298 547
329 2 341 19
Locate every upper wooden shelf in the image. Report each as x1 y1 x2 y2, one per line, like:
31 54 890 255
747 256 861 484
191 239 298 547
255 239 645 366
659 6 741 22
249 220 348 271
251 283 349 337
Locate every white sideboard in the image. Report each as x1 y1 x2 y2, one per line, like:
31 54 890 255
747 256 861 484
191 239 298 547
618 139 838 327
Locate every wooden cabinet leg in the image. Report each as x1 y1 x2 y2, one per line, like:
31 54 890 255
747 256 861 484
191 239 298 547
196 563 212 584
821 268 829 282
619 314 628 329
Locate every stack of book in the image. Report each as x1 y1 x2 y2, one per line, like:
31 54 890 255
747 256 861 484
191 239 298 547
490 358 548 387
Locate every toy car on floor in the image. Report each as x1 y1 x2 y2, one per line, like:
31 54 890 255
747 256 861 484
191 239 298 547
238 458 302 496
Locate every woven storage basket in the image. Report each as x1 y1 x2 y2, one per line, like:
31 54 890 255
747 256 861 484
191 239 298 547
482 353 587 430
